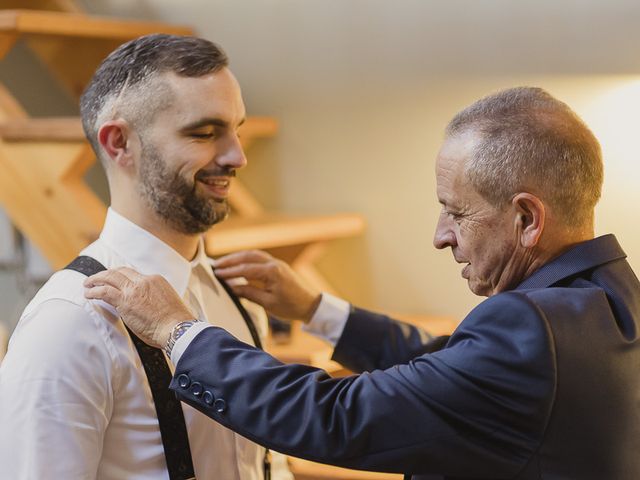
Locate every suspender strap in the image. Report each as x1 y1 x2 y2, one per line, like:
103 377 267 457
65 256 196 480
217 275 271 480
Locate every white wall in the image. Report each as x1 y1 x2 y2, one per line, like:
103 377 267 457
10 1 640 322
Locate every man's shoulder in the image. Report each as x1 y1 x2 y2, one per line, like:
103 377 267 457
515 285 609 319
471 285 606 317
22 242 117 316
9 243 124 365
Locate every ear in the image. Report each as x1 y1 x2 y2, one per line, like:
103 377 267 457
512 192 545 248
97 120 138 169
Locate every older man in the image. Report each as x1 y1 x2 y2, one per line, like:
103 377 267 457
85 87 640 479
0 34 291 480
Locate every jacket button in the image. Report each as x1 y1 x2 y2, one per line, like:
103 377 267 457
177 374 191 389
203 390 214 406
190 382 203 396
213 398 227 413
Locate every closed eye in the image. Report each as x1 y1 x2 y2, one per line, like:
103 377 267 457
190 132 215 140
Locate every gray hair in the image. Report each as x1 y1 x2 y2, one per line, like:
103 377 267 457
446 87 603 228
80 34 228 166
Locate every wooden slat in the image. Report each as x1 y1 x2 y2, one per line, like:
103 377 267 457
205 213 366 256
0 117 84 141
0 0 82 12
0 10 192 39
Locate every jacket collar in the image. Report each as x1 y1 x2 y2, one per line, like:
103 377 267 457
515 234 626 290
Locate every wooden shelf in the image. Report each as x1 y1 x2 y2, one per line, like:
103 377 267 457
0 117 84 142
0 0 82 12
0 9 191 39
206 212 366 256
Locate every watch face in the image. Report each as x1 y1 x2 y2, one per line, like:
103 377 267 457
174 322 194 340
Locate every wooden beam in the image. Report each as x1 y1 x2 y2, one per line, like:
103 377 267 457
0 0 83 12
0 117 84 141
0 10 192 39
205 213 366 256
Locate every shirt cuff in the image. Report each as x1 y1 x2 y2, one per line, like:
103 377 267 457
301 293 350 346
170 322 212 365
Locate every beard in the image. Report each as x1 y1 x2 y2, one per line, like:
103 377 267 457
137 144 231 234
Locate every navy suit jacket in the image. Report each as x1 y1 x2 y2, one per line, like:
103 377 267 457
171 235 640 479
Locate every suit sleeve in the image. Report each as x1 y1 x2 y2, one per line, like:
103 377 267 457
332 306 450 372
170 292 556 477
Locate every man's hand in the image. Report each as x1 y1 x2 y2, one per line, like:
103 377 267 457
214 250 322 322
83 267 195 349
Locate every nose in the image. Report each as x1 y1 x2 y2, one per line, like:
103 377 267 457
433 213 457 250
217 132 247 170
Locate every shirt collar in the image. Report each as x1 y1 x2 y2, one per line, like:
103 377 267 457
515 234 626 290
99 208 213 296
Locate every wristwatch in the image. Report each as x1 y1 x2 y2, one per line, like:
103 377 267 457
164 320 201 357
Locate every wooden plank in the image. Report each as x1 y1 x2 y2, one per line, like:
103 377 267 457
206 213 366 256
0 0 82 12
0 10 192 39
0 117 84 141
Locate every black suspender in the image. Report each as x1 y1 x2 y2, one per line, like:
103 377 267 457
65 256 196 480
66 255 272 480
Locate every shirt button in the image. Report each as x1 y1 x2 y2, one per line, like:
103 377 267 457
177 374 191 389
213 398 227 413
203 390 214 406
190 382 203 397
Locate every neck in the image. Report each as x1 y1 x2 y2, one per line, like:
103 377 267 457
110 197 200 261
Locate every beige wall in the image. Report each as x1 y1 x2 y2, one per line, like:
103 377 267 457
5 1 637 324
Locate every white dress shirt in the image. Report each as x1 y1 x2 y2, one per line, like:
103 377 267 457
0 208 292 480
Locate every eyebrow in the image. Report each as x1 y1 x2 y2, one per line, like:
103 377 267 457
180 116 246 131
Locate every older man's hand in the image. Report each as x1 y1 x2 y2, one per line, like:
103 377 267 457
214 250 322 322
83 267 195 349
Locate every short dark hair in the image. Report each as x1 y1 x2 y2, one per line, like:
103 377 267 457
80 34 229 163
446 87 603 228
